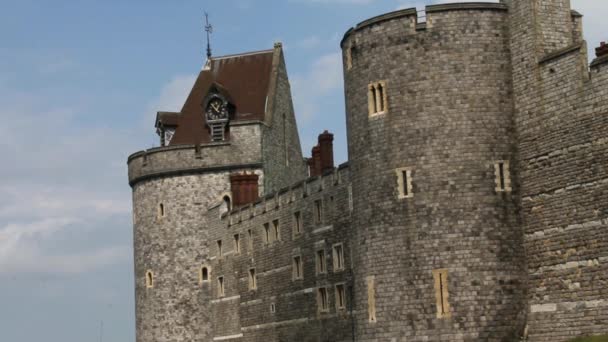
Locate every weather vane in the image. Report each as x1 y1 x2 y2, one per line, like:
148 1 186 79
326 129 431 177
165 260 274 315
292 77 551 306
204 12 213 60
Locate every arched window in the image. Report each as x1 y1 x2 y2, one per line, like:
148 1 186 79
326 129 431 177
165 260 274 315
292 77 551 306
146 270 154 288
201 267 209 282
220 195 232 215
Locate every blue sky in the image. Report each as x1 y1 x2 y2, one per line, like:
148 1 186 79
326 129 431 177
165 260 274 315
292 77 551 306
0 0 605 341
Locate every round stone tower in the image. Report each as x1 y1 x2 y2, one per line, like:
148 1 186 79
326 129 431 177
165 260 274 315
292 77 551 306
341 4 527 341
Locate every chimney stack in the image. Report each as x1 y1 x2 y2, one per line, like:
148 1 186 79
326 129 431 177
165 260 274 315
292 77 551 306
596 42 608 58
318 130 334 173
308 130 335 177
230 173 259 207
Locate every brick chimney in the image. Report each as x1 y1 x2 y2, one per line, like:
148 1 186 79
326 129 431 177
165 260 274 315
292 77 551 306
230 173 259 207
311 145 322 177
596 42 608 58
318 130 334 173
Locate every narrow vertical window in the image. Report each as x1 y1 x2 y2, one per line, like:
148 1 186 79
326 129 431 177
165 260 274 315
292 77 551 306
346 46 353 70
273 219 280 241
217 240 223 258
367 276 376 323
377 83 384 112
335 284 346 310
314 200 323 225
396 167 413 199
200 267 209 283
292 256 303 280
248 268 257 290
432 269 451 318
316 249 326 275
146 270 154 289
332 244 345 272
247 229 253 251
293 211 302 237
233 234 240 254
270 303 276 314
217 276 225 297
317 287 329 312
157 203 165 220
263 223 270 244
494 161 512 193
223 195 231 212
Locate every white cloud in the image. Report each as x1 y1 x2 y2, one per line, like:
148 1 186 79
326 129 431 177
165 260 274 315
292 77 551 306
291 52 343 121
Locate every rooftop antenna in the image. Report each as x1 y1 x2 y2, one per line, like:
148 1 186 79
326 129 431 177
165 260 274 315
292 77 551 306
204 12 213 60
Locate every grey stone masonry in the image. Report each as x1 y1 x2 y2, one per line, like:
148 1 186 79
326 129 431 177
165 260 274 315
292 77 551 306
128 1 608 341
342 3 527 341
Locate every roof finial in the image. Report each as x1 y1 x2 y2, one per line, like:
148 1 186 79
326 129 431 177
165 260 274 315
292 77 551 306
204 12 213 60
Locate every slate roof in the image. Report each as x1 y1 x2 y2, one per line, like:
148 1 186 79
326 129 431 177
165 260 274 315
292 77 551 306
168 48 276 145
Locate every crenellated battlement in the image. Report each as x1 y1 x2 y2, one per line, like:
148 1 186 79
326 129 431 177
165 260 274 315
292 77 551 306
215 163 350 226
341 2 508 48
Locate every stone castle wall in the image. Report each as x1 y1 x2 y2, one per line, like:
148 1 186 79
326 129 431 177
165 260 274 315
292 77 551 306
341 4 527 341
204 165 354 342
506 0 608 339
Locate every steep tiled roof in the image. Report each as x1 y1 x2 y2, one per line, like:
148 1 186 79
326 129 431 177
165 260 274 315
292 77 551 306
169 48 276 145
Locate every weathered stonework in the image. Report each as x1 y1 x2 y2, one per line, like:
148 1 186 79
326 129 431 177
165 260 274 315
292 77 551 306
128 1 607 341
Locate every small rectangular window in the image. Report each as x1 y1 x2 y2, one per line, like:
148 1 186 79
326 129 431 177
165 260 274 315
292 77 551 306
314 200 323 225
263 223 270 244
217 240 223 258
432 269 451 319
335 284 346 310
367 276 376 323
217 276 225 297
248 268 257 290
273 219 280 241
332 244 345 272
494 161 512 193
316 249 326 275
317 287 329 312
293 211 302 237
233 234 240 254
396 167 414 199
292 256 303 280
247 229 253 251
146 270 154 289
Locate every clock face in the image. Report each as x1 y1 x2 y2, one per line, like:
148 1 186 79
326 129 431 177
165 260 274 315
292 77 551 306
206 97 228 121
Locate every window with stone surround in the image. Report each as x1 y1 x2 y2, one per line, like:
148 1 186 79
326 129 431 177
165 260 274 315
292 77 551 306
396 167 414 199
432 269 451 319
273 219 280 242
157 203 165 221
313 200 323 225
200 266 209 284
146 270 154 289
248 268 257 290
317 287 329 313
247 229 253 252
494 161 512 193
368 81 388 116
367 276 376 323
335 284 346 310
292 255 303 280
217 240 223 258
316 249 327 275
293 211 302 237
263 223 270 244
233 234 241 254
217 276 225 297
332 243 345 272
346 46 353 70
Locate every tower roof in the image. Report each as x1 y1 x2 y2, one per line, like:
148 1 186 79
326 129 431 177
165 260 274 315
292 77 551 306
167 47 278 146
